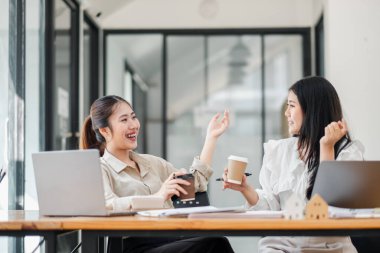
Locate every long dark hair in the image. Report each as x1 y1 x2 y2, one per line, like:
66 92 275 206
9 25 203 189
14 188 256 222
289 76 351 199
80 95 132 156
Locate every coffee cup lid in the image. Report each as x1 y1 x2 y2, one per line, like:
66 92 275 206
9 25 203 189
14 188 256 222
228 155 248 163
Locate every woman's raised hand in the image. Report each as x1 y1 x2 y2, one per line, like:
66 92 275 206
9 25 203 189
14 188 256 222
320 120 348 147
154 169 190 201
206 110 230 140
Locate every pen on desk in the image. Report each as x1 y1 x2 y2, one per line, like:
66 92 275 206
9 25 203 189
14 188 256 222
215 173 252 181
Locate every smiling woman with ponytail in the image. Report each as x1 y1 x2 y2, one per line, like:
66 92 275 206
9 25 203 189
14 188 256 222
80 95 234 253
80 95 130 154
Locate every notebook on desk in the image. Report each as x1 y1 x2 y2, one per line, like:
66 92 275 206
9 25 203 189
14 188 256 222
137 206 246 217
32 149 161 216
312 161 380 209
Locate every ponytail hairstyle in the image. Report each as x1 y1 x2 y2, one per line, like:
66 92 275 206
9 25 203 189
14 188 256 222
289 76 351 199
79 95 132 156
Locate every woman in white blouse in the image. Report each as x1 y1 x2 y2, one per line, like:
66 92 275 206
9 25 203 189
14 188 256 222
80 95 234 253
223 76 364 253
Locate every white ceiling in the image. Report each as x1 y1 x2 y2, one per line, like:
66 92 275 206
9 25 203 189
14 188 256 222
84 0 319 29
97 0 309 118
82 0 135 23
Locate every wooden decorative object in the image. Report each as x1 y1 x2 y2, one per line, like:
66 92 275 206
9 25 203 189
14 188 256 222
305 194 328 220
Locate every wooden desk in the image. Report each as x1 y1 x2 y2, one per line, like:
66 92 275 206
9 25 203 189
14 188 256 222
62 215 380 252
0 210 66 252
3 211 380 253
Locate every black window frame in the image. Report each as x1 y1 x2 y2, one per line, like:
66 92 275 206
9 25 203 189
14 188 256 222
315 15 324 77
83 11 101 106
44 0 80 151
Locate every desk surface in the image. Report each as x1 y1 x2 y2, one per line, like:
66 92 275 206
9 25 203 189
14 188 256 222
0 210 62 230
2 210 380 232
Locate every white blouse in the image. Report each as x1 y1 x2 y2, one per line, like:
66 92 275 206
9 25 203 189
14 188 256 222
250 137 365 211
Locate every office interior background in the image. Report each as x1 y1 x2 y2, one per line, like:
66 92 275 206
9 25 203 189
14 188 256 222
1 0 379 252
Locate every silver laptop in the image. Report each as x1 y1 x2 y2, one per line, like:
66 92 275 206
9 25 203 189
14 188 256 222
32 149 135 216
312 161 380 209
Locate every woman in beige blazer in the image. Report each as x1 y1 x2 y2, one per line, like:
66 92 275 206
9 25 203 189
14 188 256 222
80 95 234 253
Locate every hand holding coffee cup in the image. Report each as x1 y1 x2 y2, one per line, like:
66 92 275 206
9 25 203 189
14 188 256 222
174 173 195 201
156 169 190 200
226 155 248 184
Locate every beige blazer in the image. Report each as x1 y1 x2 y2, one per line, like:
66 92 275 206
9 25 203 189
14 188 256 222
100 149 213 210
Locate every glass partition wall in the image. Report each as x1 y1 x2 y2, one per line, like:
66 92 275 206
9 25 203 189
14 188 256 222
1 0 46 251
166 35 263 207
105 31 306 253
166 34 303 207
0 0 10 215
46 0 80 151
105 31 306 206
108 29 311 253
106 34 163 156
1 0 101 251
264 35 303 141
82 13 100 123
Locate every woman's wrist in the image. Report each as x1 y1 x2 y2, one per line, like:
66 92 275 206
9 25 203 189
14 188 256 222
320 142 335 161
205 134 218 143
154 190 167 200
240 185 250 195
320 137 336 148
200 136 218 165
241 185 259 205
320 144 334 153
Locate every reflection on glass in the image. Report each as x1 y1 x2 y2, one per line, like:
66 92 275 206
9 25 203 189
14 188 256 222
167 36 205 170
0 0 9 221
53 0 72 150
105 34 304 213
208 36 262 207
25 1 44 252
82 20 91 120
167 35 263 208
132 77 147 154
264 35 303 141
106 34 163 156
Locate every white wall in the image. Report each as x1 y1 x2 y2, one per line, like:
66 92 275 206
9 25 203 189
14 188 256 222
100 0 314 28
312 0 324 24
324 0 380 159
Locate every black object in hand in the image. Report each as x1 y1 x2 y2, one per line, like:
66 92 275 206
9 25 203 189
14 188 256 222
215 173 252 181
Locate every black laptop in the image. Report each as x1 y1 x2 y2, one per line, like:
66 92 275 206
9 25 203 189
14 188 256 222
312 161 380 208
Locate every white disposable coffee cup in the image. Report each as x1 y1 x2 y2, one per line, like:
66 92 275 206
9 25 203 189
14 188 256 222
227 155 248 184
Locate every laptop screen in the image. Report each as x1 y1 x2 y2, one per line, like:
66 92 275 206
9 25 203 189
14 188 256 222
32 149 109 216
312 161 380 208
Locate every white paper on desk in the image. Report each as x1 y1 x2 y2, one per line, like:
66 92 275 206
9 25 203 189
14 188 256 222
328 206 380 218
137 206 245 217
188 210 284 219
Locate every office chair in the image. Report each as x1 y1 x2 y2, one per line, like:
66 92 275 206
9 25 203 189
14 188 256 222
107 192 210 253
